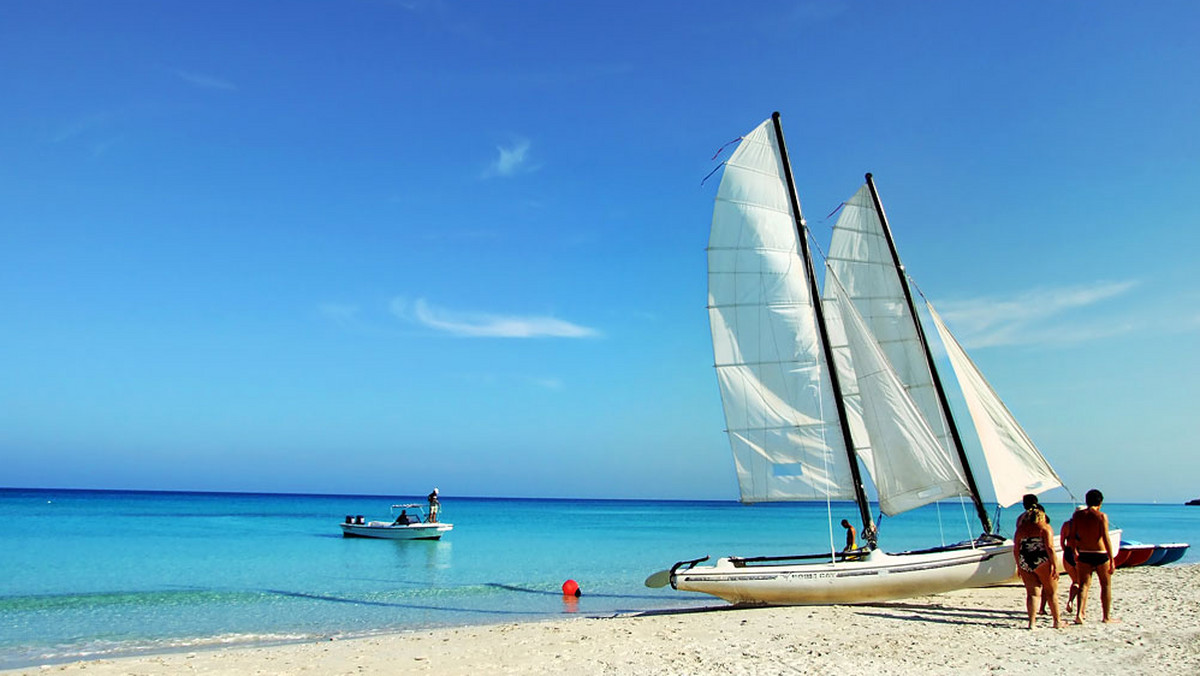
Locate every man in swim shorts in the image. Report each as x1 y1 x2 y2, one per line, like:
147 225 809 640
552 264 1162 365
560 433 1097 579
841 519 857 552
1069 489 1116 624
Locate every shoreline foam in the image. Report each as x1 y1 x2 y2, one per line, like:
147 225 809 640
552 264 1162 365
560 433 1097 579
5 564 1196 675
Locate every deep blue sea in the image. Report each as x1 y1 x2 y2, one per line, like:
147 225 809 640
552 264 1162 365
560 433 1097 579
1 488 1196 669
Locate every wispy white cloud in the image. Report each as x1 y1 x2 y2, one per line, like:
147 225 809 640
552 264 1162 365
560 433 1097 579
175 70 237 91
934 280 1139 348
382 0 443 12
90 136 123 158
51 113 112 144
448 372 566 391
529 376 564 390
394 0 433 10
317 303 361 327
789 0 852 22
483 138 536 178
391 297 598 338
49 114 123 158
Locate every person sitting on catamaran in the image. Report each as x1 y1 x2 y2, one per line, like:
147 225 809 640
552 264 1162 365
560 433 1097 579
841 519 857 552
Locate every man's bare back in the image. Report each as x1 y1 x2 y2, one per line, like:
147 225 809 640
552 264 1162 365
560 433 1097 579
1071 507 1109 552
1071 489 1116 624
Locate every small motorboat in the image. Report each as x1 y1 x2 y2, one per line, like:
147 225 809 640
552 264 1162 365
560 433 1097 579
339 503 453 540
1186 498 1200 506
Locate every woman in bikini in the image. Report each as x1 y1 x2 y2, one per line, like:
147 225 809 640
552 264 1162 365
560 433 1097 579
1013 506 1060 629
1059 511 1082 614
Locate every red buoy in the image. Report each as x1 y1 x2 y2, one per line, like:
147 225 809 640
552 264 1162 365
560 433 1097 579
562 579 581 597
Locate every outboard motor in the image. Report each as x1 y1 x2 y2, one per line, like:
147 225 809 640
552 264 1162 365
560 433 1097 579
356 515 365 524
345 515 354 524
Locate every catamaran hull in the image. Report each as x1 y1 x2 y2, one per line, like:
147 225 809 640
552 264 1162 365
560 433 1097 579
340 522 453 540
672 543 1015 606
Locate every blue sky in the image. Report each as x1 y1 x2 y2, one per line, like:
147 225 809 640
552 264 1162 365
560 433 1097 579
2 1 1197 502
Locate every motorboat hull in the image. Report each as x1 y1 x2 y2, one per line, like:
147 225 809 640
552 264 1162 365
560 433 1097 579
340 522 453 540
671 540 1015 606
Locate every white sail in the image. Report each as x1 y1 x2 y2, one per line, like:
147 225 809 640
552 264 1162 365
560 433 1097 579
822 185 961 468
926 302 1063 507
659 115 1045 608
827 272 970 515
821 184 972 515
708 118 855 503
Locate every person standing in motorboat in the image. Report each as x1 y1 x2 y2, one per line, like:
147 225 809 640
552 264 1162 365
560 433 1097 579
427 488 440 523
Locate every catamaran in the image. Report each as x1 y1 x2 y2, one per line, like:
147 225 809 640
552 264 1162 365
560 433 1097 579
647 113 1073 605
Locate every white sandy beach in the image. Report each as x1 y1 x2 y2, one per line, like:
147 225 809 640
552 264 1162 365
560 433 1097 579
8 564 1198 675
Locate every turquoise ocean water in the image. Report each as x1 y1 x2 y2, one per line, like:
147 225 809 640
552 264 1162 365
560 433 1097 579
2 488 1197 669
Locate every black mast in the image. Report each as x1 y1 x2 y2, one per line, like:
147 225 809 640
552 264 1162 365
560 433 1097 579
863 172 993 535
772 113 876 542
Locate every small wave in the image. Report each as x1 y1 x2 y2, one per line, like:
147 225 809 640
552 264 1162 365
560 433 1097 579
0 631 321 671
0 588 263 612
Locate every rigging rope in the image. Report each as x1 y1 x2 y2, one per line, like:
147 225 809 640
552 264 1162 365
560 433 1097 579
959 495 975 544
804 220 841 560
807 227 830 265
700 137 743 187
935 500 946 546
711 136 742 160
816 320 838 562
700 162 725 187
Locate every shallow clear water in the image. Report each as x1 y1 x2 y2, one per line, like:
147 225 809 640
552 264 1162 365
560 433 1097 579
1 488 1196 668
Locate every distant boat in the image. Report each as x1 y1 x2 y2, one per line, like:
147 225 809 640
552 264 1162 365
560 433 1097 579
339 503 453 540
1186 498 1200 506
650 114 1070 606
